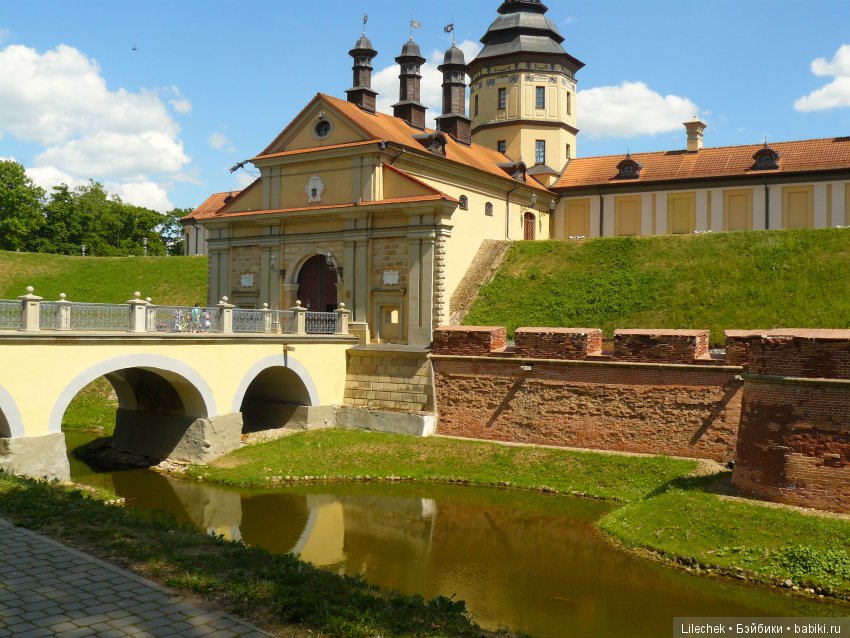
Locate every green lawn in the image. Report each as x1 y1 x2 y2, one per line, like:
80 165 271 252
187 429 696 502
0 250 207 305
600 474 850 595
61 377 117 435
465 229 850 344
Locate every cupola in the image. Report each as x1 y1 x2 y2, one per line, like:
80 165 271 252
435 44 472 145
392 38 427 130
346 32 378 113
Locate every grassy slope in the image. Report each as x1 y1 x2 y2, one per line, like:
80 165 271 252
188 429 696 502
465 229 850 344
0 250 207 305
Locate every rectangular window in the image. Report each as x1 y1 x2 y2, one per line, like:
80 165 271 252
535 140 545 165
536 86 545 110
567 92 572 115
565 143 571 160
474 94 479 117
498 88 507 110
497 140 507 154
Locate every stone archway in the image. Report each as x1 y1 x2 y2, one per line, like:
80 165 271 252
0 385 24 438
232 355 328 432
297 254 338 313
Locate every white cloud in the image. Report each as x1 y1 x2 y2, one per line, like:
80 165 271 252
235 172 257 189
108 181 173 212
0 43 191 207
208 132 235 152
168 85 192 114
578 81 700 139
373 39 481 129
794 44 850 112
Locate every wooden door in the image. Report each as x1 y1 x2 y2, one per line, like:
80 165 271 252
523 212 536 240
297 255 338 312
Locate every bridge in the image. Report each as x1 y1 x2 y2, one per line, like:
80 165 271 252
0 289 357 481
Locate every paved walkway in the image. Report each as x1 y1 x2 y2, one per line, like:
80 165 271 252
0 518 273 637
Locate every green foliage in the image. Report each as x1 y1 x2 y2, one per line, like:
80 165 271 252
772 546 850 586
0 473 520 637
61 378 117 435
466 230 850 344
188 429 696 502
160 208 192 255
0 160 45 251
0 250 207 305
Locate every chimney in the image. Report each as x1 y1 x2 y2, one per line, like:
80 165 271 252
346 34 378 113
684 119 707 152
392 38 427 130
435 45 472 145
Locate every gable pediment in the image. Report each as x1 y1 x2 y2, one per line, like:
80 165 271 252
260 96 371 156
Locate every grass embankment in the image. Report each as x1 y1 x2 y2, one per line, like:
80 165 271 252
186 429 696 501
600 474 850 596
62 378 117 435
0 249 207 304
0 472 519 638
190 430 850 599
465 229 850 344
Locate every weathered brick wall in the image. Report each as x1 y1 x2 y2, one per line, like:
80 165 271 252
514 328 603 360
747 330 850 379
432 356 742 463
344 348 433 412
732 330 850 513
614 329 709 363
432 326 506 356
724 331 762 367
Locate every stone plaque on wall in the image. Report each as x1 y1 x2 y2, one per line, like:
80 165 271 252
383 270 400 286
240 274 254 288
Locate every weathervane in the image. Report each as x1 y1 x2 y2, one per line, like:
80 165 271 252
362 13 368 36
409 18 421 40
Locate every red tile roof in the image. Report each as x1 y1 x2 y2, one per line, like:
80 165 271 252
555 137 850 190
258 93 552 193
183 191 242 221
253 140 379 161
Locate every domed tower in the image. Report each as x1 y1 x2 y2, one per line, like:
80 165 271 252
468 0 584 171
346 33 379 114
392 38 427 130
435 44 472 145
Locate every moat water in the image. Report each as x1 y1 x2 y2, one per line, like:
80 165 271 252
66 432 850 638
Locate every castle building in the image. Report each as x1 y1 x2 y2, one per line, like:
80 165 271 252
186 0 850 346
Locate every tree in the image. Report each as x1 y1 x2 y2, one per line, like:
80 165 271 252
160 208 191 256
0 160 45 251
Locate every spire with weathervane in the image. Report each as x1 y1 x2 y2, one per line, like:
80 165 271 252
436 23 472 145
392 20 427 130
346 14 379 114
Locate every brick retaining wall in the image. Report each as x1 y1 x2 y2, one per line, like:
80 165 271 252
344 347 433 412
732 330 850 512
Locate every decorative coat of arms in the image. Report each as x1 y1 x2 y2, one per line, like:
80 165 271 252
305 175 325 203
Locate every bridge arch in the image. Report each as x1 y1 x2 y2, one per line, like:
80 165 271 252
0 385 25 438
231 354 319 414
49 354 217 435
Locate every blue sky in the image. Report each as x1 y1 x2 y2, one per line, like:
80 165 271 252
1 1 849 212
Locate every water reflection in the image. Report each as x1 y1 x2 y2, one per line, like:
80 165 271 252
66 433 850 638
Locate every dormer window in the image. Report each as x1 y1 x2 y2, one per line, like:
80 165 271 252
412 132 448 157
616 154 643 180
752 145 780 171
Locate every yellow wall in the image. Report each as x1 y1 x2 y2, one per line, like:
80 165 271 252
615 195 641 236
0 338 352 438
284 112 365 152
723 189 753 231
564 198 590 237
667 192 696 234
278 157 359 208
783 186 814 228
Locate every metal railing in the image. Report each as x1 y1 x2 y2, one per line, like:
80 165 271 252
233 309 266 334
39 302 60 330
0 300 21 330
0 289 350 337
306 312 338 334
148 306 221 333
272 310 297 335
69 303 130 331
